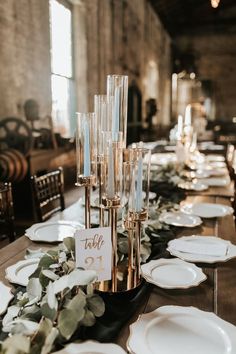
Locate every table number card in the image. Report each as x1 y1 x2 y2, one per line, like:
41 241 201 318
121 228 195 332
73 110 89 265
75 227 112 281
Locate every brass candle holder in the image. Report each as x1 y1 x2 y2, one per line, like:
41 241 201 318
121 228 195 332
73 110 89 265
125 209 147 289
76 175 96 228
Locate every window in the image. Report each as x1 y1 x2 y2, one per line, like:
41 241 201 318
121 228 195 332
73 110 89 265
50 0 74 137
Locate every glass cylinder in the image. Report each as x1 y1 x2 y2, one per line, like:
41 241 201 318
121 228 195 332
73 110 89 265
102 131 123 200
107 75 128 146
76 113 97 184
94 95 112 156
125 148 151 214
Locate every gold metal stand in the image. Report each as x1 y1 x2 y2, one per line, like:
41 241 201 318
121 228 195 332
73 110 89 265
77 175 96 228
125 209 147 289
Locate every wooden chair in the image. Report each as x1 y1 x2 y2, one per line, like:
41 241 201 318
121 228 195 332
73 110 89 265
0 182 15 242
31 167 65 222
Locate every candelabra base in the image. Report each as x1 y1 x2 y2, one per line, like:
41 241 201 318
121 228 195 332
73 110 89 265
94 258 142 293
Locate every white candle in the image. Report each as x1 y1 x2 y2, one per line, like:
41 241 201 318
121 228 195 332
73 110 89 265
184 104 192 126
83 119 91 176
177 114 183 137
112 87 120 141
135 154 143 212
107 141 115 198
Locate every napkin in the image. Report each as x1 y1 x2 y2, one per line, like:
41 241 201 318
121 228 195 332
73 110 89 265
169 239 228 256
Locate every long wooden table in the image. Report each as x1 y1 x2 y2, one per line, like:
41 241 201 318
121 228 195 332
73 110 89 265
0 193 236 351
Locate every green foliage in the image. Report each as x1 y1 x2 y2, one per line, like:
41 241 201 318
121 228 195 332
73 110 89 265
0 237 105 354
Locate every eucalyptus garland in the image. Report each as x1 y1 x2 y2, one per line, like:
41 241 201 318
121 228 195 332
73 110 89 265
0 238 105 354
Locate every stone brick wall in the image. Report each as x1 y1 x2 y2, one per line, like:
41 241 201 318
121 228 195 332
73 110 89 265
176 33 236 121
0 0 171 127
0 0 51 120
73 0 172 125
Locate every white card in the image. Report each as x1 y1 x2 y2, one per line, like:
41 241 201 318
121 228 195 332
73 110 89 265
75 227 112 281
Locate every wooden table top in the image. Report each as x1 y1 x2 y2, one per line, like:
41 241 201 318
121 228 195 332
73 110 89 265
0 193 235 351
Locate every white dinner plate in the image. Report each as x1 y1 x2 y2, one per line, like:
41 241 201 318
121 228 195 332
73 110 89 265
199 177 230 187
178 181 208 191
181 202 233 218
167 235 236 263
141 258 206 289
127 306 236 354
0 282 14 315
52 341 126 354
206 155 225 162
149 153 176 165
5 259 39 286
160 211 202 227
209 161 226 168
25 220 84 243
209 168 228 177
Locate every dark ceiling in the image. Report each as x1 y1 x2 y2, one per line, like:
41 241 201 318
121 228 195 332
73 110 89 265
149 0 236 36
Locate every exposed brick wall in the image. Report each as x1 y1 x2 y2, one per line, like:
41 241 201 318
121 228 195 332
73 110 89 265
0 0 51 120
0 0 171 127
176 33 236 121
74 0 172 125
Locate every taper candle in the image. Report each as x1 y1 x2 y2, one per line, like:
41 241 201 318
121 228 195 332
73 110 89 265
135 154 143 212
83 119 91 176
184 104 192 126
112 87 120 141
107 141 115 198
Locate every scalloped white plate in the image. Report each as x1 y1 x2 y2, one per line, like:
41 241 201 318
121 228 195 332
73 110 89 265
167 235 236 263
160 211 202 227
25 220 84 243
199 177 230 187
178 181 208 191
181 203 233 218
52 341 126 354
5 259 40 286
141 258 206 289
127 306 236 354
0 282 14 315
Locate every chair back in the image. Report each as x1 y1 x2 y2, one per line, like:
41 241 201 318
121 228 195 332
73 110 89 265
0 182 15 242
31 167 65 222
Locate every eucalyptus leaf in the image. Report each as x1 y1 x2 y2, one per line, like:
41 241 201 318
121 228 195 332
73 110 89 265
41 327 58 354
46 282 58 310
2 305 21 328
58 309 79 340
41 303 57 322
27 278 42 300
86 295 105 317
63 237 75 253
2 334 30 354
39 255 57 269
42 269 59 281
4 319 38 336
80 308 96 327
66 293 86 321
53 269 96 294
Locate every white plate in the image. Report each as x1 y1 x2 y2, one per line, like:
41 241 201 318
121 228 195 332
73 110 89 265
178 181 208 191
0 282 14 315
52 341 126 354
199 177 230 187
167 235 236 263
206 155 225 162
149 153 177 165
209 161 226 168
127 306 236 354
209 168 228 177
5 259 40 286
160 211 202 227
141 258 206 289
181 202 233 218
25 221 84 243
